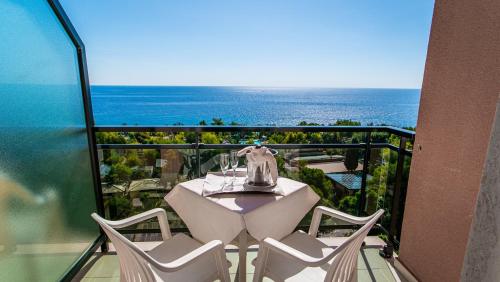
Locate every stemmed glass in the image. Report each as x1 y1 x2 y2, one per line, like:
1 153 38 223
219 153 230 187
230 151 239 185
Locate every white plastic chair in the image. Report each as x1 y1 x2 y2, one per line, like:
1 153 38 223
253 207 384 282
92 208 230 282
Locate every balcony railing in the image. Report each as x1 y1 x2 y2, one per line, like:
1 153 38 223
92 125 414 249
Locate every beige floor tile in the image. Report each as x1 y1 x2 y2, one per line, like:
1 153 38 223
84 255 120 278
244 273 273 282
361 249 391 269
226 251 239 274
226 249 258 275
80 278 120 282
372 268 398 282
358 252 369 270
80 247 398 281
0 254 80 282
358 268 397 282
246 250 258 273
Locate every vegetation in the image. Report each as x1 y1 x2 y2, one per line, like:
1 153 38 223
343 149 359 172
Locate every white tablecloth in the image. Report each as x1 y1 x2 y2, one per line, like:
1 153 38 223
164 176 320 245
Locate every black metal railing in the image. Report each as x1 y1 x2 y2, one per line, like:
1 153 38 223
92 125 414 248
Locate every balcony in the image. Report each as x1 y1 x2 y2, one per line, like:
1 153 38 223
80 125 414 281
2 1 417 279
0 126 415 282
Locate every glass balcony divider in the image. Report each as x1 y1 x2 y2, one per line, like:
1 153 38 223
48 0 109 256
0 0 106 281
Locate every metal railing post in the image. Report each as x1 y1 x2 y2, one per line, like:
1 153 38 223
359 131 371 216
196 132 201 178
90 129 108 253
389 136 407 241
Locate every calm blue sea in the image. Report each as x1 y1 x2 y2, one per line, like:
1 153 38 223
90 86 420 127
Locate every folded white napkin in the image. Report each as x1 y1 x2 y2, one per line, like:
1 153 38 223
203 174 248 196
203 174 225 193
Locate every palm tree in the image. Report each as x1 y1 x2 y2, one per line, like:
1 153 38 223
211 118 224 125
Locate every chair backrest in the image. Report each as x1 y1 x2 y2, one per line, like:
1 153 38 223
91 213 158 282
325 209 384 282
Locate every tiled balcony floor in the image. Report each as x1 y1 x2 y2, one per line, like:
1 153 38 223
75 238 402 282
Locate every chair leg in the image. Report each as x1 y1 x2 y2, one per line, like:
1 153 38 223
350 267 358 282
252 243 269 282
238 230 248 282
215 245 231 282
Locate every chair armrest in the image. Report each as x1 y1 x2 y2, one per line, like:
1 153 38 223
261 237 334 267
308 206 375 237
152 240 229 275
103 208 171 240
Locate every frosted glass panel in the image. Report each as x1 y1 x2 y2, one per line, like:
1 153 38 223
0 0 98 281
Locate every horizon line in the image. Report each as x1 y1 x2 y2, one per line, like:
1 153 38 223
89 84 421 90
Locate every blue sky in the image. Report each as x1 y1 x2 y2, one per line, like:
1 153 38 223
61 0 434 88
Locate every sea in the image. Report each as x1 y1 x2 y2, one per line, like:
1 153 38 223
90 86 420 127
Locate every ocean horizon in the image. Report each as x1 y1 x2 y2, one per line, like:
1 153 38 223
91 86 420 127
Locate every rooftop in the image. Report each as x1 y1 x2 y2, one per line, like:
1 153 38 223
326 172 371 191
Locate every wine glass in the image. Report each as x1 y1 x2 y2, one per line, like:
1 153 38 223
219 153 230 186
230 151 239 184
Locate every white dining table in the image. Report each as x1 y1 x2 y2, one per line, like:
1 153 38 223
164 175 320 282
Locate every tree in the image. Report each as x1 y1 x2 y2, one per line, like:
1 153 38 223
298 121 320 126
131 169 146 180
96 132 127 144
298 166 334 207
309 132 323 144
365 189 379 214
201 132 220 144
107 163 132 183
344 149 358 172
211 118 224 125
143 149 158 166
184 132 197 143
283 132 308 144
275 155 286 175
106 195 132 219
334 119 361 126
125 151 141 167
173 132 187 144
338 192 360 215
104 150 124 165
